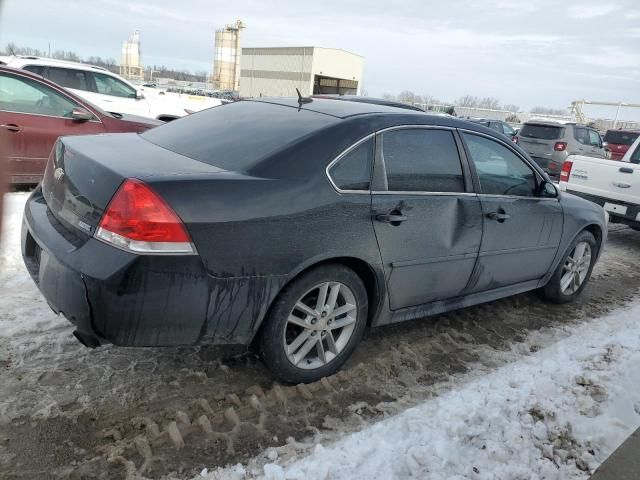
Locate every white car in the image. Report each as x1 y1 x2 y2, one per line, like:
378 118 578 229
1 56 222 121
559 138 640 229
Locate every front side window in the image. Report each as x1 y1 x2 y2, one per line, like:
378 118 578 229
328 138 373 191
0 72 78 117
588 129 601 147
463 133 538 197
46 67 90 92
381 128 465 192
502 123 516 136
91 72 137 98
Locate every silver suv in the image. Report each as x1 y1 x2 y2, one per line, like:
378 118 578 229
516 121 606 177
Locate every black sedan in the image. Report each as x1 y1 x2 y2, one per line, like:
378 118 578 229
22 97 607 383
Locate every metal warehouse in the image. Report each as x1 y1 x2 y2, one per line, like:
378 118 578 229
239 47 364 98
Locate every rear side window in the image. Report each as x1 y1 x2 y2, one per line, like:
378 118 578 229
22 65 45 76
381 129 465 192
46 67 90 91
573 127 590 145
328 138 373 191
463 133 537 197
604 130 640 145
519 124 564 140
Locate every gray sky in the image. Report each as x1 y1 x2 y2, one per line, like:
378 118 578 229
1 0 639 118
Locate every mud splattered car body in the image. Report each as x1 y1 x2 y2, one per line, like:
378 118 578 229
22 97 607 380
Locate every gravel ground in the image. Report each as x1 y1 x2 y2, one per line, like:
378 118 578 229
1 192 639 479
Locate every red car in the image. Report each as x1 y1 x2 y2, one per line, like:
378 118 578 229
603 129 640 161
0 66 162 185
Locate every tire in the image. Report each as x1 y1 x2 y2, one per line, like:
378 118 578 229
542 230 598 304
259 264 368 383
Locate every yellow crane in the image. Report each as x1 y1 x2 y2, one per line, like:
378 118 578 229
570 100 640 128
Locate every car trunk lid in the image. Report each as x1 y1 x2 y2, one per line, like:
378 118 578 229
42 133 225 237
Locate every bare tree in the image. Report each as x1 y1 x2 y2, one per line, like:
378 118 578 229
478 97 501 109
381 93 396 100
531 106 569 116
503 104 520 113
456 95 479 107
397 91 423 104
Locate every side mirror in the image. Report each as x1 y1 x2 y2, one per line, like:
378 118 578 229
70 107 92 122
135 91 145 100
540 180 558 198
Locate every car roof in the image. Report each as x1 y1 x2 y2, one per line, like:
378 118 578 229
252 97 430 119
4 55 112 73
311 95 426 112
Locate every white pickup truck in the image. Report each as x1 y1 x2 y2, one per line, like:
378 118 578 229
559 136 640 229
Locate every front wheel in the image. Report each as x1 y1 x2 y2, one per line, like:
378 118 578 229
259 265 368 383
542 230 598 303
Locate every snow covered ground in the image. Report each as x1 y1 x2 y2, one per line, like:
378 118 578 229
204 307 640 479
2 192 640 479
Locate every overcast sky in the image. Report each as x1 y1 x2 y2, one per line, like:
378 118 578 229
1 0 639 118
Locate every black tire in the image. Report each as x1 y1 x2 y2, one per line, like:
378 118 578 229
259 264 368 383
542 230 598 304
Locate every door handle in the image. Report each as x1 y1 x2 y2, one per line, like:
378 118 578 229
486 211 510 222
619 167 634 174
375 212 408 225
1 123 22 132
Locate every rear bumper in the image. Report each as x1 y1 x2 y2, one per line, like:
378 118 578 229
529 154 565 178
566 189 640 227
21 188 214 347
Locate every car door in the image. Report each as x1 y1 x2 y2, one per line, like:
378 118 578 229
461 131 563 292
0 71 105 183
371 127 482 310
571 126 591 156
87 71 151 118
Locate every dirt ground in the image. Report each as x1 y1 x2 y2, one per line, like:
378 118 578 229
1 225 639 479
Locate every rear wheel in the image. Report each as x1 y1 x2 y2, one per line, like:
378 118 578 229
542 230 598 303
259 265 368 383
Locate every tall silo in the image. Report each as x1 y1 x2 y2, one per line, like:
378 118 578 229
213 20 244 92
120 30 143 81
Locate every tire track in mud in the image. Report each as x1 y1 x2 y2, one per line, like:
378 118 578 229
2 226 640 479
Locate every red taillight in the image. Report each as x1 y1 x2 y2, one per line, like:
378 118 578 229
96 178 195 254
554 142 568 152
560 160 573 182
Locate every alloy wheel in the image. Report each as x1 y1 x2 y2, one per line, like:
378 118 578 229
284 281 357 370
560 241 592 295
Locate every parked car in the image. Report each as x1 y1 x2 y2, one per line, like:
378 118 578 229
516 121 606 178
22 97 607 383
2 56 222 121
602 129 640 160
559 138 640 229
467 118 517 141
0 66 162 185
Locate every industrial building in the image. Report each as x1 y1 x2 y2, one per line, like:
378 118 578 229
120 30 143 81
213 20 244 91
239 47 364 98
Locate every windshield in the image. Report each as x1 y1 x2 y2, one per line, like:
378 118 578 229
518 124 564 140
604 130 640 146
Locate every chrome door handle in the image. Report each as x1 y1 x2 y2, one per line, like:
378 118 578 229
486 211 510 222
375 212 408 225
1 123 22 132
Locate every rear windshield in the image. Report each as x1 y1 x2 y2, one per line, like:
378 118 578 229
519 124 564 140
141 101 337 171
604 130 640 146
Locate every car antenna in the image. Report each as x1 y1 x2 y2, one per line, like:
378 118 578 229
296 88 313 108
